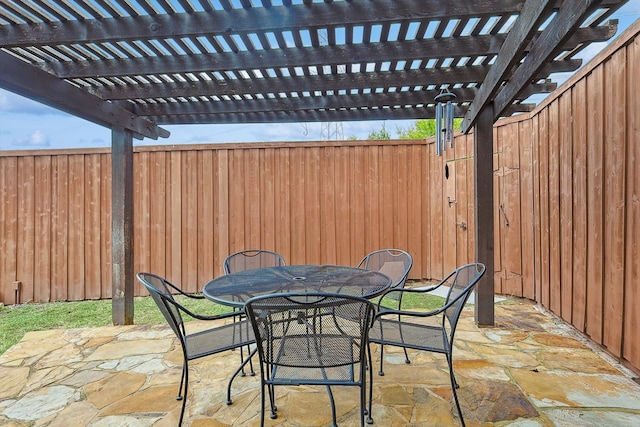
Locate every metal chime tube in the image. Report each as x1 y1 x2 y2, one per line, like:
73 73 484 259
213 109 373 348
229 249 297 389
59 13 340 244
435 101 442 156
447 100 454 149
434 90 456 157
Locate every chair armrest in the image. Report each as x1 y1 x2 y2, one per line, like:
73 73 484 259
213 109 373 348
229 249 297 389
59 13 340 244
374 305 447 320
171 300 239 322
162 280 206 299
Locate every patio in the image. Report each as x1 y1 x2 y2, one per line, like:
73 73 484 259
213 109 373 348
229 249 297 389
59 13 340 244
2 298 640 426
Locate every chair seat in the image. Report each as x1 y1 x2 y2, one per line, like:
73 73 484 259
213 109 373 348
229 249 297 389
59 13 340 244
185 319 255 361
267 334 359 384
368 317 449 355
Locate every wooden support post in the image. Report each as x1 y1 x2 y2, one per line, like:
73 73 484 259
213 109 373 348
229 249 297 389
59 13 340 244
474 103 495 326
111 126 134 325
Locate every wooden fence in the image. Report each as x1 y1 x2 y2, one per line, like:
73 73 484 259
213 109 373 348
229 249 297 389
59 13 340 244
1 18 639 373
0 137 477 304
493 20 640 373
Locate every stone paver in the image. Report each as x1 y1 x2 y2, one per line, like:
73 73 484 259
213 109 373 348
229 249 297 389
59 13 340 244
1 299 640 426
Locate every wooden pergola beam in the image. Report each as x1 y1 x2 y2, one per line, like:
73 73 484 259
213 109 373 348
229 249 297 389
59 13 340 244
493 0 605 117
0 51 169 141
461 0 555 133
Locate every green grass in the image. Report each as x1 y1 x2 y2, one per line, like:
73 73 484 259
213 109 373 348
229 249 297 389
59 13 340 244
0 295 229 355
0 290 444 356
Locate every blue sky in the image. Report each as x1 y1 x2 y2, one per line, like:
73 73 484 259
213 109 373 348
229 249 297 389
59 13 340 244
1 2 639 150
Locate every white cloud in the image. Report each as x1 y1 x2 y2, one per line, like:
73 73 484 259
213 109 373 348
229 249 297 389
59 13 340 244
11 130 51 148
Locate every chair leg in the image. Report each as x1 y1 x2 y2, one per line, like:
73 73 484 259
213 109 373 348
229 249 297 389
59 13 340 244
326 385 337 427
239 345 255 376
447 356 465 427
178 362 189 426
268 383 278 419
366 346 374 425
378 343 385 376
177 361 186 400
227 348 257 405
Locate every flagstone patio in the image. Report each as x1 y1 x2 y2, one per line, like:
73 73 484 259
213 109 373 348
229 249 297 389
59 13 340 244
2 298 640 426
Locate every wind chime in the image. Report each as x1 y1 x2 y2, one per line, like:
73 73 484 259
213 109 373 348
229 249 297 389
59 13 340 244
434 89 456 156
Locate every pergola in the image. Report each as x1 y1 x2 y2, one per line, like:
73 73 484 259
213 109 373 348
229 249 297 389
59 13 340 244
0 0 626 325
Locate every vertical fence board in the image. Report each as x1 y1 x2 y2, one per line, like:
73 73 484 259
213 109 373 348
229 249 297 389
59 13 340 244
67 155 85 301
148 152 167 278
559 92 573 321
519 120 535 299
503 122 523 296
134 151 149 295
430 145 443 278
531 115 542 303
168 152 182 284
228 150 244 253
0 158 17 304
34 156 51 302
407 144 423 278
261 148 276 254
538 109 551 307
586 65 605 344
305 147 321 264
85 154 102 299
182 151 199 291
334 147 351 266
443 148 457 274
456 142 471 269
100 154 112 298
199 150 215 282
547 101 561 314
245 149 261 250
572 79 588 332
51 156 68 301
289 147 306 264
624 36 640 369
464 135 475 268
421 141 434 277
216 150 230 272
381 145 395 247
320 146 337 264
16 156 35 304
274 148 290 263
603 50 627 357
493 128 503 294
396 145 409 255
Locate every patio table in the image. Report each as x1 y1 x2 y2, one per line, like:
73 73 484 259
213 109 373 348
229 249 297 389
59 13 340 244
203 264 392 306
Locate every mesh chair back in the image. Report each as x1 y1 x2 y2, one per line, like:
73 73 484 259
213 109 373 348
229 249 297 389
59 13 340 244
443 263 486 339
246 293 373 373
138 272 185 341
357 249 412 288
224 249 286 274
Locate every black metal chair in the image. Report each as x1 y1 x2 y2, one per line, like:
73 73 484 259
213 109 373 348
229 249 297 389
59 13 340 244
223 249 287 376
357 249 413 373
368 263 486 427
223 249 286 274
244 292 376 427
136 272 255 426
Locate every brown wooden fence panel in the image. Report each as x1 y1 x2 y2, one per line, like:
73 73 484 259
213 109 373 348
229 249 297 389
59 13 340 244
623 35 640 371
602 48 627 358
571 79 588 332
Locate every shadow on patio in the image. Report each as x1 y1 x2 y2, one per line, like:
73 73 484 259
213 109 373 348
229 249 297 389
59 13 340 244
2 298 640 426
